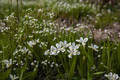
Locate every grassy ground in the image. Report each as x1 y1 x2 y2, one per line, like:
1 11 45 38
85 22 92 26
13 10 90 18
0 0 120 80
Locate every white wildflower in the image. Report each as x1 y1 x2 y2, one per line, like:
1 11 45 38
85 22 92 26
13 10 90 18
27 40 36 47
55 63 58 67
2 59 12 68
76 37 88 46
50 46 58 55
10 74 19 80
67 42 80 58
44 50 50 55
38 8 43 13
0 51 3 53
88 44 99 52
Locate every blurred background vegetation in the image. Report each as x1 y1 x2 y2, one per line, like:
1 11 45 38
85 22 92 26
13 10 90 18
0 0 120 29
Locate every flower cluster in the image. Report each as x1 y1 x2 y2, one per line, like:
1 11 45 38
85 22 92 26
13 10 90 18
60 24 90 34
23 14 38 28
31 20 57 36
39 42 48 47
104 72 120 80
44 37 99 58
47 12 55 19
27 39 48 48
12 45 34 69
2 13 17 33
1 45 39 72
4 13 15 21
27 39 40 47
33 27 56 35
0 26 10 32
53 1 96 14
0 20 10 32
13 45 32 55
41 60 58 68
44 41 80 58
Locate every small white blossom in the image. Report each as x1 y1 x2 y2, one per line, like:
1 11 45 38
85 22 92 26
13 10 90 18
27 40 36 47
50 64 54 68
88 44 99 52
41 60 48 65
55 63 58 67
31 62 35 66
44 50 50 55
2 59 12 68
0 51 3 53
76 37 88 46
10 74 19 80
50 46 58 55
38 9 43 13
67 42 80 58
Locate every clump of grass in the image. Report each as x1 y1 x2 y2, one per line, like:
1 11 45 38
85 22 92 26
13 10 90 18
95 9 120 29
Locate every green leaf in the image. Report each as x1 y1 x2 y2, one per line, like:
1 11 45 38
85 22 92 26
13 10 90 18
93 72 105 75
0 69 11 80
23 70 38 80
68 57 77 80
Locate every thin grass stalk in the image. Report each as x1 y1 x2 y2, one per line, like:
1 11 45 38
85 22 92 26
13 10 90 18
20 0 23 18
21 0 23 9
8 0 10 14
10 0 12 13
16 0 19 22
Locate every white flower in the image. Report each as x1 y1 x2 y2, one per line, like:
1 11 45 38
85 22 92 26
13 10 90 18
0 51 3 53
56 41 68 52
67 42 80 58
76 23 81 27
44 50 50 55
50 64 54 68
104 72 119 80
10 74 19 80
65 27 73 31
61 41 69 52
88 44 99 52
36 39 40 43
76 37 88 46
31 62 35 66
44 45 60 56
2 59 12 68
69 42 80 50
68 53 73 58
27 40 36 47
41 60 48 65
53 37 56 41
62 41 68 47
50 46 58 55
55 63 58 67
56 43 62 52
38 9 43 13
